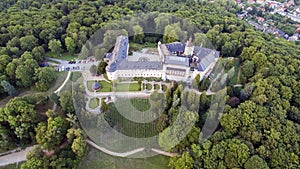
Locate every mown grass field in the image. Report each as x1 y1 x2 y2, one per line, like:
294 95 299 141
154 84 160 90
78 146 169 169
146 83 152 90
0 162 23 169
87 81 112 92
45 52 76 61
105 99 158 138
161 85 167 91
130 98 151 112
114 83 141 92
89 98 99 109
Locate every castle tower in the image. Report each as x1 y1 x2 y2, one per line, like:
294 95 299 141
184 36 194 56
157 41 164 62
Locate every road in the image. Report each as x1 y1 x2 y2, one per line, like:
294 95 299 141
45 57 68 64
0 146 35 166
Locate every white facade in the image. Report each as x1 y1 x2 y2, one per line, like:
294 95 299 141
108 69 163 80
106 36 219 82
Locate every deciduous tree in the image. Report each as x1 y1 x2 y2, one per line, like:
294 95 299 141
1 80 18 96
34 67 57 91
65 37 76 54
59 90 75 113
48 39 62 54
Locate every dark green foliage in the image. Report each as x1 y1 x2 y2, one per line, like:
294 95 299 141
0 97 40 144
97 61 108 75
241 60 255 79
59 90 75 113
1 80 18 96
20 35 38 51
15 58 38 87
244 155 269 169
198 77 211 92
169 152 194 169
35 116 69 150
34 67 57 91
89 64 97 75
48 39 62 54
49 93 59 104
0 1 299 168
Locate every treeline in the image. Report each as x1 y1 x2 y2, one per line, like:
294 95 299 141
0 0 244 96
0 0 299 168
168 4 300 169
0 90 88 168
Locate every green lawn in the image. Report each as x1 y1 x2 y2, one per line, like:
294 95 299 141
0 163 23 169
146 84 152 90
224 58 240 85
98 81 112 92
104 100 159 138
89 98 99 109
70 72 82 82
87 81 94 92
154 84 160 90
87 81 112 92
130 98 151 112
115 83 141 92
15 71 68 96
45 52 76 61
161 85 167 91
48 71 68 93
78 146 169 169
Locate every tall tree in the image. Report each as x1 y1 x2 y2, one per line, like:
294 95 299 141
59 90 75 113
35 116 69 150
169 152 194 169
15 59 38 87
1 80 18 96
48 39 62 54
34 67 57 91
3 98 39 140
132 25 144 43
0 55 11 73
20 35 38 51
244 155 269 169
32 46 45 63
89 65 97 76
164 22 187 43
65 37 76 54
97 61 108 75
67 128 87 159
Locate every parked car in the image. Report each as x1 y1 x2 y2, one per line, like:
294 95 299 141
39 63 49 67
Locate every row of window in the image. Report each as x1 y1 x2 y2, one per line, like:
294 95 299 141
166 70 186 77
118 73 162 77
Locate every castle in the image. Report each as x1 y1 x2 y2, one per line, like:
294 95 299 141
104 36 219 82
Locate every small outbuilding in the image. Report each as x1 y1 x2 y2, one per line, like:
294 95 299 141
92 82 101 90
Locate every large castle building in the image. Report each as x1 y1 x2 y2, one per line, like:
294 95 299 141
105 36 219 82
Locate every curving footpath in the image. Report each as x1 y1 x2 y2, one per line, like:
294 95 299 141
0 146 35 166
86 139 177 157
86 139 145 157
54 71 71 94
151 148 178 157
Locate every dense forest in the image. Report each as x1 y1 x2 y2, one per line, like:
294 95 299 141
0 0 299 168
